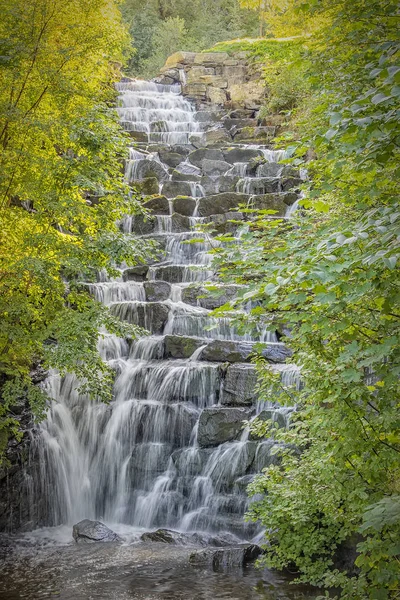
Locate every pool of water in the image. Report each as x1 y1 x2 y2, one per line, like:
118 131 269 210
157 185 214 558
0 527 318 600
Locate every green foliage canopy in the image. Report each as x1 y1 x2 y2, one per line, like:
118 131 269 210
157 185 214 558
0 0 151 450
121 0 259 77
204 1 400 597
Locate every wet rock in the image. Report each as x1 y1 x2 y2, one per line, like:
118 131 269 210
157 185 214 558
201 340 254 363
129 214 156 235
171 447 213 476
152 264 188 283
223 147 264 164
130 443 174 475
238 177 280 195
122 266 149 282
189 544 262 570
201 340 291 363
72 520 121 544
171 171 201 183
257 408 288 429
171 144 193 156
246 193 289 216
141 528 185 544
110 301 169 334
181 284 239 309
234 126 275 142
164 334 206 359
234 474 255 491
158 151 184 168
253 441 283 470
137 177 160 195
143 281 171 302
143 195 170 215
197 192 249 217
197 407 253 447
128 159 169 183
200 128 232 147
222 118 257 132
127 130 148 143
221 364 258 406
205 211 245 235
174 162 202 176
172 196 197 217
187 148 224 167
169 213 191 232
280 176 303 192
162 180 193 198
201 159 231 176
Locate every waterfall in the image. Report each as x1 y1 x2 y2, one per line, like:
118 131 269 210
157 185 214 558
32 78 301 540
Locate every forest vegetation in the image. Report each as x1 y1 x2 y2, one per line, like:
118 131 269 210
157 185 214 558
203 1 400 598
0 0 399 598
0 0 151 450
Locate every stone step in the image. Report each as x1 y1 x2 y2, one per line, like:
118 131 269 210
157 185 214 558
149 264 212 283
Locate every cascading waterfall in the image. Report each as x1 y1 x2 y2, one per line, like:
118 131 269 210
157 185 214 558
33 78 302 540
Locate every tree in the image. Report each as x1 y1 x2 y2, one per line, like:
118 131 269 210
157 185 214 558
205 0 400 597
0 0 151 454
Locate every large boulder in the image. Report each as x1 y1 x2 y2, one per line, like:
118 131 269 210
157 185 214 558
143 281 171 302
172 196 197 217
189 544 262 570
205 211 245 235
137 177 159 195
201 340 291 363
197 407 253 447
164 335 207 359
110 302 169 334
162 180 193 198
206 87 227 105
200 128 232 147
223 147 264 164
237 177 280 195
129 214 157 235
165 51 196 68
221 364 258 406
201 159 232 176
152 265 188 283
196 193 249 217
193 52 229 65
187 148 224 167
128 159 169 183
229 81 265 109
181 284 239 309
158 151 184 168
143 195 170 215
72 520 121 544
122 266 149 282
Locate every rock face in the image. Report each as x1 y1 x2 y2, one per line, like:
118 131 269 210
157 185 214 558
156 51 265 111
0 63 301 537
221 364 258 406
189 544 262 570
72 520 121 543
197 407 253 447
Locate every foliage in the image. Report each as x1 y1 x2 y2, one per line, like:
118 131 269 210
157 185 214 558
121 0 259 76
203 0 400 597
0 0 152 451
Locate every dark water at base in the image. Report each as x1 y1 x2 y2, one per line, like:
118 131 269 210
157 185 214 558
0 534 317 600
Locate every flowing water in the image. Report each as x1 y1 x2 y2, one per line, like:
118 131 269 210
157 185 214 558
0 79 312 599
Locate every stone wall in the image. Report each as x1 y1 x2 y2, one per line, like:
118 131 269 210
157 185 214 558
155 51 265 112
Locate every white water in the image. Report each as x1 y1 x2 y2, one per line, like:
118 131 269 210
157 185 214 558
30 78 302 540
